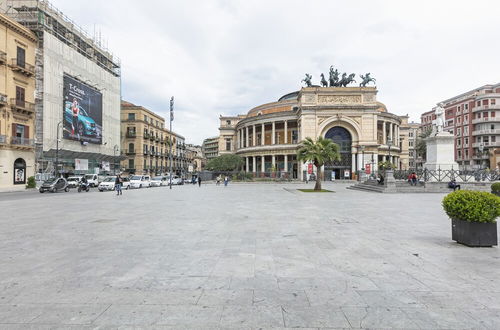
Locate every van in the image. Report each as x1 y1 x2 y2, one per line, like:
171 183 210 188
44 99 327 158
84 174 99 187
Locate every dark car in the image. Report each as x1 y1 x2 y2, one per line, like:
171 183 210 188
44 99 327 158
39 177 69 193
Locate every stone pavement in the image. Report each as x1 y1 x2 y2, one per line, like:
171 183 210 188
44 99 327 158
0 182 499 329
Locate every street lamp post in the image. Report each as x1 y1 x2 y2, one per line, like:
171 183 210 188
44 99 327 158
169 96 174 189
113 144 119 175
55 121 62 177
387 137 393 168
479 143 484 170
359 145 365 181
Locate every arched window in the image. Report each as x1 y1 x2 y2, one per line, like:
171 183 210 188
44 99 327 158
13 158 26 185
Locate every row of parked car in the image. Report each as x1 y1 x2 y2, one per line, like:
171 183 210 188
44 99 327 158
39 174 184 193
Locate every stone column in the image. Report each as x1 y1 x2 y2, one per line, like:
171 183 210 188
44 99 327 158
245 126 249 148
382 121 387 144
284 120 288 144
389 122 393 142
252 156 256 173
261 155 266 173
261 123 265 145
246 157 249 172
357 152 363 170
351 153 356 174
383 155 387 162
252 125 256 147
284 154 288 172
272 155 276 172
272 121 276 145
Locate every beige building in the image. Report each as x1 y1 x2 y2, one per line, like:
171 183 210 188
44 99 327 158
0 13 36 188
120 101 186 176
202 136 219 160
218 87 409 180
185 144 204 172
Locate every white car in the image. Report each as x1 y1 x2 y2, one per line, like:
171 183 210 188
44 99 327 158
85 174 99 187
66 176 83 188
98 176 116 191
164 175 182 185
129 175 151 189
150 176 164 187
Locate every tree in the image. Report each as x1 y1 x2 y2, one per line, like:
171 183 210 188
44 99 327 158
205 154 244 171
297 137 341 191
415 128 432 161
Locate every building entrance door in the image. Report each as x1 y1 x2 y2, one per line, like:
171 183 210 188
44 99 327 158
324 126 352 180
13 158 26 185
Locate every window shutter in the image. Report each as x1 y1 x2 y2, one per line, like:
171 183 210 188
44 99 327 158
12 123 16 137
24 125 29 139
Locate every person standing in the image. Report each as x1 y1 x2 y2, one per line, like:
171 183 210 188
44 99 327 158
224 175 229 187
198 176 202 187
115 174 122 195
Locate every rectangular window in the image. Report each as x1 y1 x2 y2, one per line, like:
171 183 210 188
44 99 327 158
128 159 134 168
491 112 495 117
465 137 469 146
409 132 413 138
492 99 496 105
456 128 461 136
465 149 469 158
409 141 414 147
457 150 462 158
226 139 231 151
16 47 25 67
128 113 135 120
15 124 25 137
144 115 148 122
465 104 468 110
492 136 496 142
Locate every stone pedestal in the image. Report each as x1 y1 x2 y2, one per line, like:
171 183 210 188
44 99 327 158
384 170 397 192
424 132 459 171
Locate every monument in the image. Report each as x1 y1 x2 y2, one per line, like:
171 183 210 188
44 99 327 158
424 103 459 171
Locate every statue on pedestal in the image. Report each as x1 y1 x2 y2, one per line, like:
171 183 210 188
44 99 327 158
329 66 340 87
432 103 445 135
359 73 376 87
320 73 328 87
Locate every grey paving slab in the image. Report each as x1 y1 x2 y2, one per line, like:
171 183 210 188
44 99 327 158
0 182 499 329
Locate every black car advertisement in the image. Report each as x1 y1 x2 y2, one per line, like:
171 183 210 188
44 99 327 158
63 74 103 144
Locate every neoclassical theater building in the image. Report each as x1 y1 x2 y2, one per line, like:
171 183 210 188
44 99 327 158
218 87 411 180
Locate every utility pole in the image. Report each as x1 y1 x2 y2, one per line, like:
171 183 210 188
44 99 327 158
169 96 174 189
55 121 62 177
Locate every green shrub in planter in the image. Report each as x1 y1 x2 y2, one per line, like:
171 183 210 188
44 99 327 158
442 190 500 223
491 182 500 193
26 176 36 189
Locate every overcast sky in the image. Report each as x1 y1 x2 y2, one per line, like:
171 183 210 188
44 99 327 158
50 0 500 145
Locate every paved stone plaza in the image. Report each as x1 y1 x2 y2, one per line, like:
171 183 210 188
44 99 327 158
0 183 499 329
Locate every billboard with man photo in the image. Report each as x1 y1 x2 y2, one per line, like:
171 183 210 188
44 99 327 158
62 74 103 144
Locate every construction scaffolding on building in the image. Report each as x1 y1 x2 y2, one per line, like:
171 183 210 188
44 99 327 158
4 0 121 175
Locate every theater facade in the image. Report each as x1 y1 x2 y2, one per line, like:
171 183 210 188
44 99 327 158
218 86 410 180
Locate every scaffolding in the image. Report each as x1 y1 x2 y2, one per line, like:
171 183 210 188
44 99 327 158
4 0 121 77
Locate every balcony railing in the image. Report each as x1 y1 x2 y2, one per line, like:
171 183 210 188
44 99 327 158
11 136 34 147
125 149 136 155
472 117 500 124
0 135 6 144
0 93 7 105
472 104 500 112
472 141 500 148
472 129 500 136
10 58 35 76
143 150 148 155
143 133 149 139
0 51 6 63
126 132 136 138
10 99 35 114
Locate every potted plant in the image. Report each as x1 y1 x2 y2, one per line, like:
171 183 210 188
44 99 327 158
442 190 499 247
491 182 500 196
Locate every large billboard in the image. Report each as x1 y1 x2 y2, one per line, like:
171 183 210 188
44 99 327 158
63 74 103 144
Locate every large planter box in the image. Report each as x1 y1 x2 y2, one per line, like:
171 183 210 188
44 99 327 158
451 219 498 247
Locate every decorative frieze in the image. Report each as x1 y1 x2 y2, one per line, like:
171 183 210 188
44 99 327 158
318 95 362 104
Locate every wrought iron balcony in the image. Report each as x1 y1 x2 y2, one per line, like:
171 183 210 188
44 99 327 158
125 149 136 155
126 131 137 138
10 58 35 76
10 99 35 114
0 135 6 144
11 136 34 147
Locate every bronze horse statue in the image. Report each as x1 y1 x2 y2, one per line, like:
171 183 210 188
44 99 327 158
302 73 313 87
329 66 340 87
320 73 328 87
359 73 376 87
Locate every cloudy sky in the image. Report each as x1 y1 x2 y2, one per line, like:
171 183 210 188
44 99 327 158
49 0 500 145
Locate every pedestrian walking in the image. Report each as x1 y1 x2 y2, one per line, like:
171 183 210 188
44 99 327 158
198 176 202 187
224 175 229 187
216 175 221 186
115 174 122 195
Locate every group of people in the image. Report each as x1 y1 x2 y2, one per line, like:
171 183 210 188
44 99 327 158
215 175 230 186
408 172 418 186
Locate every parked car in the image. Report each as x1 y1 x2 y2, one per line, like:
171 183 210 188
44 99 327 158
121 177 131 190
98 176 116 191
39 177 69 193
64 101 98 137
66 176 83 188
163 175 182 185
129 175 151 189
84 174 99 187
150 176 164 187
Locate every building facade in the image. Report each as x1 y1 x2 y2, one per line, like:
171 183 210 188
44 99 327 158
0 13 37 188
420 83 500 169
120 101 186 176
202 136 219 160
218 87 408 180
6 0 121 178
185 144 203 173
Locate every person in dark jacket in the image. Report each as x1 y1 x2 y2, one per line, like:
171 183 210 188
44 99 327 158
115 174 122 195
198 176 202 187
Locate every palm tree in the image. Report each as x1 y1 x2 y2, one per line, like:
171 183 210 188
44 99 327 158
297 137 341 191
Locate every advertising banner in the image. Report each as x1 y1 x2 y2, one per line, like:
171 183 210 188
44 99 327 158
365 164 371 174
75 158 89 171
101 161 110 172
63 74 103 144
307 163 313 174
